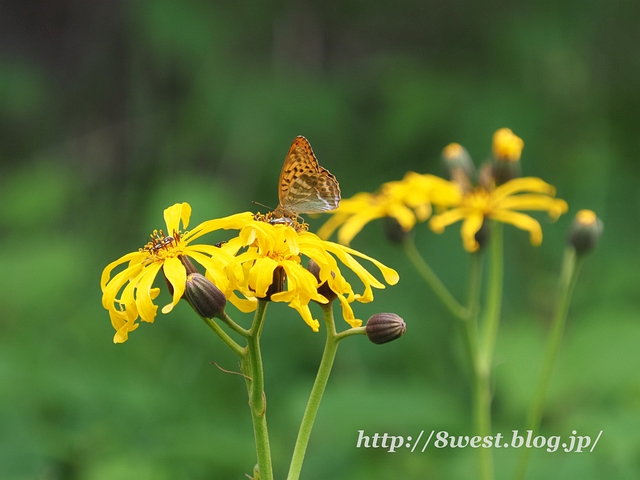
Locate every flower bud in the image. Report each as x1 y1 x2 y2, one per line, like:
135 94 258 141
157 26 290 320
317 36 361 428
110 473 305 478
492 128 523 185
477 162 495 191
383 216 410 244
442 143 475 191
180 255 199 275
184 273 227 318
263 266 286 301
307 259 337 302
164 255 199 296
474 218 490 251
365 313 406 344
492 128 524 162
568 209 603 255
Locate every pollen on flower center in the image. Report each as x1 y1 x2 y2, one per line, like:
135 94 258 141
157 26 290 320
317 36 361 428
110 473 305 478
140 229 184 260
254 211 309 233
267 250 290 262
464 188 494 213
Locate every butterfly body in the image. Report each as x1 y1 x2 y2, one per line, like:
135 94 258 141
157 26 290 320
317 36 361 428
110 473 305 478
274 136 341 220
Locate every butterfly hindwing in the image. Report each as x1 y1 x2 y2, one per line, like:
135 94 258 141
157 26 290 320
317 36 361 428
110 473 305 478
277 136 340 215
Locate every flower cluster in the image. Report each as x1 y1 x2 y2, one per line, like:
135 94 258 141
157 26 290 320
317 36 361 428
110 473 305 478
319 128 569 252
317 172 460 245
101 203 399 343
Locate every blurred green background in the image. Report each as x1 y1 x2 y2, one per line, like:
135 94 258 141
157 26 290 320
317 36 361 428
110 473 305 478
1 1 638 479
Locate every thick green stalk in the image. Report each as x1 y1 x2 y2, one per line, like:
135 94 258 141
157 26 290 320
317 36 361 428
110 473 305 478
462 251 493 480
287 304 340 480
404 236 469 320
513 248 583 480
474 220 504 480
473 366 494 480
480 221 503 373
459 252 483 367
241 300 273 480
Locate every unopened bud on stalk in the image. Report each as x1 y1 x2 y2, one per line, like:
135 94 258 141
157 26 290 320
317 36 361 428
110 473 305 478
164 255 199 296
184 273 227 318
365 313 406 344
383 216 410 244
307 259 337 302
180 255 198 275
568 209 603 255
442 142 475 191
491 128 523 185
472 217 491 251
262 266 286 301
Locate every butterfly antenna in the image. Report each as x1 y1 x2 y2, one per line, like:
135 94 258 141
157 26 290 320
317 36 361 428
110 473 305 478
252 201 273 210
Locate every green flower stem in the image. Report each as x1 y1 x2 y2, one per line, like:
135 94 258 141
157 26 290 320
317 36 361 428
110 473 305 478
458 252 483 368
472 220 504 480
460 251 493 480
513 248 584 480
404 236 469 320
241 300 273 480
479 221 503 373
466 252 483 321
335 326 366 342
200 316 245 358
287 303 340 480
473 362 494 480
218 310 250 337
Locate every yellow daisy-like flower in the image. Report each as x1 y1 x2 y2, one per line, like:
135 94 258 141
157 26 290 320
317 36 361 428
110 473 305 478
429 177 568 252
100 203 254 343
318 172 460 245
228 217 399 331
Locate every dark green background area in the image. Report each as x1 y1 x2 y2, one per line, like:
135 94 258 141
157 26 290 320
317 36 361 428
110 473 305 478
0 1 638 479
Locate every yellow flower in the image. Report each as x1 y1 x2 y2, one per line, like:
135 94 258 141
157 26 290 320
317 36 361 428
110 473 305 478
100 203 254 343
318 172 460 245
228 217 399 331
429 177 568 252
493 128 524 162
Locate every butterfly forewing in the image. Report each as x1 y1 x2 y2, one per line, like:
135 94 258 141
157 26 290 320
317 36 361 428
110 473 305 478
277 136 341 215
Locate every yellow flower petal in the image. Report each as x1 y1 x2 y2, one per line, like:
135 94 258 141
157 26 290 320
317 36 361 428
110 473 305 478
317 212 350 240
387 204 418 231
184 212 255 243
289 299 320 332
337 243 400 286
161 256 186 314
429 208 469 233
337 209 385 245
134 262 162 322
101 261 145 311
337 294 362 328
163 202 191 233
496 195 569 220
100 251 147 291
252 256 279 297
490 210 543 246
228 293 258 313
460 212 484 252
493 177 556 200
113 314 139 344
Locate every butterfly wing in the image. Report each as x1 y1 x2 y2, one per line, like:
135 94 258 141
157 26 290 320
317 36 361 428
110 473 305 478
278 136 341 215
285 170 341 214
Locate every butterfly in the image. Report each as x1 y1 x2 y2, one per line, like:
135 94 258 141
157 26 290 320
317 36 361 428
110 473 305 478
273 136 341 220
